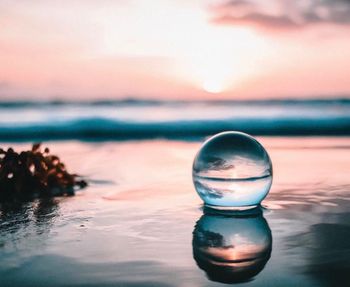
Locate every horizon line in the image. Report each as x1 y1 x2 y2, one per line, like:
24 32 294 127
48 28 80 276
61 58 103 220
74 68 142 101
0 96 349 106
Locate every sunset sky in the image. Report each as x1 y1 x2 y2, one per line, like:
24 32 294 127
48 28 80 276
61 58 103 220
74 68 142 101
1 0 350 100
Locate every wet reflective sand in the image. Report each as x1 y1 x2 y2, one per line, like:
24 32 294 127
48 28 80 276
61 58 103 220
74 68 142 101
193 208 272 284
0 137 349 286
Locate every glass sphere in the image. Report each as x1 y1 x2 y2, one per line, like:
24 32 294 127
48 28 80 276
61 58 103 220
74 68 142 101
192 211 272 284
193 131 272 210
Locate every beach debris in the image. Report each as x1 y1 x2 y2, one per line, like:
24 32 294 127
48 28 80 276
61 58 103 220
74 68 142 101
0 143 87 201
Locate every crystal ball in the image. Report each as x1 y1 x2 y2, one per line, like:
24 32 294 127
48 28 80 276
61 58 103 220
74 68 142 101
192 212 272 284
192 131 272 210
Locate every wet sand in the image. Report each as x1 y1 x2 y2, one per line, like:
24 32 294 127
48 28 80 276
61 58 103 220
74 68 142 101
0 137 349 287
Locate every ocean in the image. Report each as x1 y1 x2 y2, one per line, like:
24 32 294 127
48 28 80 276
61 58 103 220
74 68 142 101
0 98 349 140
0 99 350 286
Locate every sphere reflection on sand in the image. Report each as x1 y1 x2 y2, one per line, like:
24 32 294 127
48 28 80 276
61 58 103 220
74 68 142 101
192 210 272 284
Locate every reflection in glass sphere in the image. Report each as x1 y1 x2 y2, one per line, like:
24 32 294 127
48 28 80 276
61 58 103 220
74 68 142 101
193 131 272 210
192 210 272 284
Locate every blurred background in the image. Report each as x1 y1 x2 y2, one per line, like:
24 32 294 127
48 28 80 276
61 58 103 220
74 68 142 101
0 0 349 139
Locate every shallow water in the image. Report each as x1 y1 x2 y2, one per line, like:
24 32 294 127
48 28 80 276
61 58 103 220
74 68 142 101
0 137 349 286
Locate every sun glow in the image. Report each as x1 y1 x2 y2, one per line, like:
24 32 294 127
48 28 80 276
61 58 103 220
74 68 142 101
94 2 269 95
179 25 268 94
203 79 224 93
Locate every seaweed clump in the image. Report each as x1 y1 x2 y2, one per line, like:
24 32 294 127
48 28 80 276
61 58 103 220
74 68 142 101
0 143 87 201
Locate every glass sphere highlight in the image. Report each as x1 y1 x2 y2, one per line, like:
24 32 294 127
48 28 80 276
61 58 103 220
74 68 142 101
192 131 272 210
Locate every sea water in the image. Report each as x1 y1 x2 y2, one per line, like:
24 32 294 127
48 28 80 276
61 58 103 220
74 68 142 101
0 98 349 140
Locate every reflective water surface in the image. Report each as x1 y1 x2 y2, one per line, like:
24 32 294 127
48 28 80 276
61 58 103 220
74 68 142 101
193 208 272 284
0 138 349 287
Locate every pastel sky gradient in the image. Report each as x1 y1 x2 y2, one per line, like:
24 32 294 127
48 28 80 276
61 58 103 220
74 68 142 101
1 0 350 100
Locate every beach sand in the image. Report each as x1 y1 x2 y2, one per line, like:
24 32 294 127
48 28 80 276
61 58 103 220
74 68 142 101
0 137 349 287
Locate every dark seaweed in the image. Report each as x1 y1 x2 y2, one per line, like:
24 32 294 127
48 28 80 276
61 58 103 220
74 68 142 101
0 143 87 201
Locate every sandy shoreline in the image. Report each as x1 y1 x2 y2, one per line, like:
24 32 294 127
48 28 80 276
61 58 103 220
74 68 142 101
0 137 349 286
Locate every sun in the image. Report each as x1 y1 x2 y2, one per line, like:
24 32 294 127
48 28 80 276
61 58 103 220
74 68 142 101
202 80 224 93
177 24 268 95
